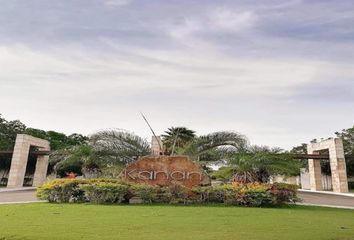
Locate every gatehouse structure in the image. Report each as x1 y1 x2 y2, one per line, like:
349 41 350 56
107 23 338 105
7 134 50 188
307 138 348 193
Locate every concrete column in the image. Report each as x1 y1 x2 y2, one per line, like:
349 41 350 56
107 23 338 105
32 155 49 187
329 139 348 193
308 158 323 191
7 135 31 188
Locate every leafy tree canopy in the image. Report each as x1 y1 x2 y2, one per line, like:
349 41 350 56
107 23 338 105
335 126 354 155
0 114 26 150
227 146 301 183
0 114 87 151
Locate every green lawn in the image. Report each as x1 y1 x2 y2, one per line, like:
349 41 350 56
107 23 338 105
0 204 353 240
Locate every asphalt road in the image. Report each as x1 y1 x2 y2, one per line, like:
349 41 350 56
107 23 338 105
298 191 354 208
0 189 38 203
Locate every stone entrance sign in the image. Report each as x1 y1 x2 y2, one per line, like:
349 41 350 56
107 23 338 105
119 155 210 188
7 134 50 188
307 138 348 193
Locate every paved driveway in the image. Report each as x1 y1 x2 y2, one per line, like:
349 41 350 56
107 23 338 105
0 189 38 203
298 191 354 208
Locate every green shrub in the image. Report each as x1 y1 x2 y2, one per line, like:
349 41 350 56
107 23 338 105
37 179 131 203
168 183 189 203
271 182 299 204
37 179 298 206
238 189 274 207
193 182 298 206
37 179 86 203
131 183 190 204
131 184 159 203
193 185 233 203
81 183 130 204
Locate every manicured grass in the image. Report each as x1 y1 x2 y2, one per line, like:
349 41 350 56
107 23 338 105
0 204 353 240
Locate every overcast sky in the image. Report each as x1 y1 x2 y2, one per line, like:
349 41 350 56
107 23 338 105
1 0 353 149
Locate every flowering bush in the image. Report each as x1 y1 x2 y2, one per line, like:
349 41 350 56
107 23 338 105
37 179 298 206
36 179 86 203
36 179 131 203
271 182 299 204
192 182 298 206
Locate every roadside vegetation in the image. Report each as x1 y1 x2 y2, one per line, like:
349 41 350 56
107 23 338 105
37 179 298 206
1 113 353 189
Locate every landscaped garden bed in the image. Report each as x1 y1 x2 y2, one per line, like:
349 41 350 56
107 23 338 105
37 179 298 207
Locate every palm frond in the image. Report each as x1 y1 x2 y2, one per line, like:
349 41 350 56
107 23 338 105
90 129 151 164
180 131 248 161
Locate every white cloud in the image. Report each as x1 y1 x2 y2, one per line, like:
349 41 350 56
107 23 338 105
208 8 257 32
1 42 352 150
169 19 202 39
0 44 324 98
169 8 257 41
1 1 353 149
103 0 132 7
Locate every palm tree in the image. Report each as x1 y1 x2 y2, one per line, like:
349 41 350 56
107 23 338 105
50 129 152 177
227 146 301 183
51 144 99 178
178 131 248 162
162 127 196 155
90 129 152 165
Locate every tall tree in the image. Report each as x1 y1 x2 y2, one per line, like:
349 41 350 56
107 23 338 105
50 144 99 177
0 114 87 151
0 114 26 150
335 126 354 155
25 128 88 150
335 126 354 177
162 127 196 155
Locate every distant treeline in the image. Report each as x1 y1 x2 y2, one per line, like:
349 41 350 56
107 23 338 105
0 114 87 151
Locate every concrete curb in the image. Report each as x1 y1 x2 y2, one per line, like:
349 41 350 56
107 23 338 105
299 189 354 198
0 200 46 205
1 201 353 210
0 187 36 193
296 202 354 210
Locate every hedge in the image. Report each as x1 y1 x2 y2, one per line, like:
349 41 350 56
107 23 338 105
37 179 299 206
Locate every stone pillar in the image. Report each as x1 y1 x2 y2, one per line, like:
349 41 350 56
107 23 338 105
7 134 50 188
151 136 163 156
329 139 348 193
7 135 31 188
307 138 348 193
32 155 49 187
308 157 323 191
